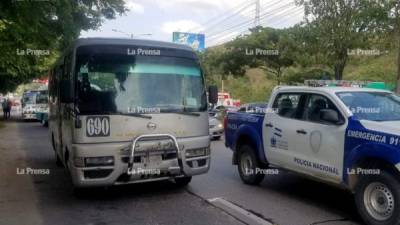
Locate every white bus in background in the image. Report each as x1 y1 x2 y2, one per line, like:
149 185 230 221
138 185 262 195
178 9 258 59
21 90 48 120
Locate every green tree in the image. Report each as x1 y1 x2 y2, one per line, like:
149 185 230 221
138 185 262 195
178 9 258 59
297 0 389 80
0 0 127 93
221 27 296 83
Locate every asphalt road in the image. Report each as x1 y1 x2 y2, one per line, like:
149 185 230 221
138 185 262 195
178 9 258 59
190 141 362 225
0 119 364 225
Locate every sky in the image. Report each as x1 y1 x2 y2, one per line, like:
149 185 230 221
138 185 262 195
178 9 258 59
80 0 304 47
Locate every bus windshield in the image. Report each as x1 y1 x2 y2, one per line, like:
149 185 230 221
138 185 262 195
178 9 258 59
337 91 400 121
75 45 207 114
23 92 36 105
23 91 48 105
36 91 48 104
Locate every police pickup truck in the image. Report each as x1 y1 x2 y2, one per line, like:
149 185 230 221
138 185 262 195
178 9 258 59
225 86 400 225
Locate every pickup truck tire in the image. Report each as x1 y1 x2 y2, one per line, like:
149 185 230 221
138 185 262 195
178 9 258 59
355 170 400 225
238 145 264 185
174 176 192 186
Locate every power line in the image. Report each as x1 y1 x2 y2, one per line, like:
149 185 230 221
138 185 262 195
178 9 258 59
206 2 295 41
207 5 301 46
203 0 283 36
210 29 251 46
206 1 295 38
194 1 255 33
270 8 304 27
258 5 302 27
187 1 254 33
202 8 256 34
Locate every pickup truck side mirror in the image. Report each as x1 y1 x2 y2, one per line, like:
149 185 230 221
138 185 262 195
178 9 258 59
320 109 344 125
208 85 218 104
60 80 73 103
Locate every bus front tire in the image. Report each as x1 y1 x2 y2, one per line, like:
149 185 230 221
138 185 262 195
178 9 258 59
355 170 400 225
237 144 264 185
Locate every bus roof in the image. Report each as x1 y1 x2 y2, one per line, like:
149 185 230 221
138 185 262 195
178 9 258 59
73 38 194 52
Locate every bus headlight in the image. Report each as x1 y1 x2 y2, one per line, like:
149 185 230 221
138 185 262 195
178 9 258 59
185 147 209 158
84 156 114 167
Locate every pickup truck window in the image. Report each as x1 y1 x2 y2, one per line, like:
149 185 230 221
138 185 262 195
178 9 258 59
272 93 302 118
337 91 400 121
303 94 342 123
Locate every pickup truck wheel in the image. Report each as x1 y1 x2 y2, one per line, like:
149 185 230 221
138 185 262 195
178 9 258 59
174 176 192 186
355 171 400 225
238 145 264 185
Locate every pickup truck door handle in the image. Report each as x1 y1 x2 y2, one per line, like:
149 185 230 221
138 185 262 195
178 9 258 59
296 129 307 135
265 123 273 128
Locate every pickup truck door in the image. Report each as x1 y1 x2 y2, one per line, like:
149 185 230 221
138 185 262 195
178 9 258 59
262 93 308 169
290 93 346 184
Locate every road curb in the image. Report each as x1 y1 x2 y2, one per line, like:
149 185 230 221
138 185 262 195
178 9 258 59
208 197 274 225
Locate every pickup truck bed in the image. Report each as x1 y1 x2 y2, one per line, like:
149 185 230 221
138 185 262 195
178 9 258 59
225 112 267 165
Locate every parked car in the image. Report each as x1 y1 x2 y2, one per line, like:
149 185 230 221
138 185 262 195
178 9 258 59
209 117 224 140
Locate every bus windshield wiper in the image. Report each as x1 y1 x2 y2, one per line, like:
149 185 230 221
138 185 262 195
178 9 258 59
118 112 152 119
174 106 201 117
173 111 201 117
156 104 201 117
77 111 152 119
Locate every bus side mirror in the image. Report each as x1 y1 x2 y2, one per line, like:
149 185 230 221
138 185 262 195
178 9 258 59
60 80 73 103
208 85 218 104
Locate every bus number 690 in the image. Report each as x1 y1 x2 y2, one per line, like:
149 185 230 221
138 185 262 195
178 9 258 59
86 116 110 137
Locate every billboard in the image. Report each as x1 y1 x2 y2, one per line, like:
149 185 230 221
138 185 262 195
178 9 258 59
172 32 205 52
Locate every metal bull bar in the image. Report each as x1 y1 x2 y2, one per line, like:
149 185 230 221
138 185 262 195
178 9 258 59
127 134 185 176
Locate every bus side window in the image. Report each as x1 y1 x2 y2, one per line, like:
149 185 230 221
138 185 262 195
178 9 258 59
56 64 63 102
49 69 55 103
63 53 72 80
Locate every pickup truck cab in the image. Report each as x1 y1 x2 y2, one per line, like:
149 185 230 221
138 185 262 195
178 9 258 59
225 86 400 225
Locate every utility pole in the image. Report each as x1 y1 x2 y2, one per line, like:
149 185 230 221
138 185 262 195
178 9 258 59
254 0 260 27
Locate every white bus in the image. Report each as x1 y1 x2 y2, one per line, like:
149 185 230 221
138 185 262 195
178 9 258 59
21 90 48 120
48 38 218 190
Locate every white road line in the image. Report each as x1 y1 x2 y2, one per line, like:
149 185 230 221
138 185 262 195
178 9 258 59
207 197 273 225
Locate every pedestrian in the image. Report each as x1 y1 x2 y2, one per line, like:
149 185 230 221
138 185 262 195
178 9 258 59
6 98 12 119
1 98 7 119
